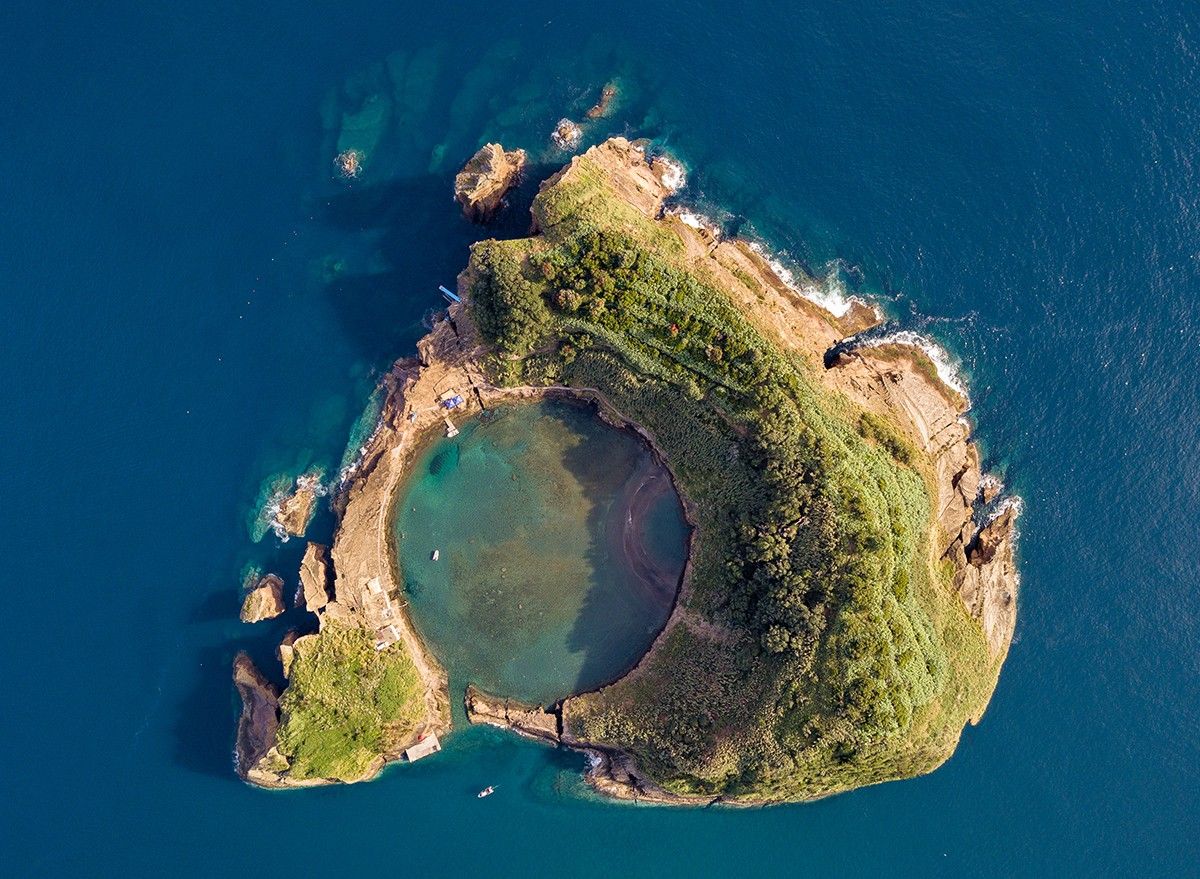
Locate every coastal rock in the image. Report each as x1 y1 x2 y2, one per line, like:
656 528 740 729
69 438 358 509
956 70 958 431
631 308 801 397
464 685 559 744
299 542 333 614
274 473 321 538
585 81 618 119
551 118 582 151
955 504 1020 659
454 143 527 224
240 574 285 623
277 630 300 678
232 653 282 781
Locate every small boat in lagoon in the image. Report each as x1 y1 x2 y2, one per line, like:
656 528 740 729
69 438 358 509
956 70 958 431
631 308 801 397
431 549 440 561
477 786 495 799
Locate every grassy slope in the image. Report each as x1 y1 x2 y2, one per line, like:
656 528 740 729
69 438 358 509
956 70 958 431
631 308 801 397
274 625 425 782
464 148 1002 801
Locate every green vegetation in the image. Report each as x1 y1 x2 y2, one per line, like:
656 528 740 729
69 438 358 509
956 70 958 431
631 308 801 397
463 147 1002 800
275 625 424 782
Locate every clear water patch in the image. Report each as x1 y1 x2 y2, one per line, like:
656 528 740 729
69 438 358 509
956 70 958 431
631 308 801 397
394 399 689 705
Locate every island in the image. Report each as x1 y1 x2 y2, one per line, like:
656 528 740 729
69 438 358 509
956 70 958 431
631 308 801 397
234 137 1018 803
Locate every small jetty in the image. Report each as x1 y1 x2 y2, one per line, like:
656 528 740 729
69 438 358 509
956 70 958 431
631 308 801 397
439 284 461 304
404 733 442 763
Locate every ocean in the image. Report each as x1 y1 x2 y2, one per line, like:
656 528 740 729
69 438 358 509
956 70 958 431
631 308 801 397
2 1 1197 875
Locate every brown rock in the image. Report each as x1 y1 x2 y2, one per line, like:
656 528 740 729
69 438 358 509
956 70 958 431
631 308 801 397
277 630 300 678
274 474 321 539
464 684 559 744
550 118 583 151
240 574 285 623
585 82 618 119
454 143 527 224
299 542 333 614
956 504 1020 658
233 653 281 779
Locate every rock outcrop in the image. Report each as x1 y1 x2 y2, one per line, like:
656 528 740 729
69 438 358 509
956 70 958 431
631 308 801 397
233 653 282 782
950 503 1020 658
276 630 301 678
586 82 618 119
274 473 321 538
551 118 582 151
454 143 526 223
240 574 285 623
464 685 559 744
298 542 332 614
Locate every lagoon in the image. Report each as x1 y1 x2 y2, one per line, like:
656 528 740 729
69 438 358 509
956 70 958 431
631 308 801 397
395 400 688 705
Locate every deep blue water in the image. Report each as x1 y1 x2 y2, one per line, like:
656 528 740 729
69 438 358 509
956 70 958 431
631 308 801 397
2 2 1198 875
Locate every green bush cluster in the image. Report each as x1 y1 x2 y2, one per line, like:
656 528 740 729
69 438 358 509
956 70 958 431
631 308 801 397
275 625 424 782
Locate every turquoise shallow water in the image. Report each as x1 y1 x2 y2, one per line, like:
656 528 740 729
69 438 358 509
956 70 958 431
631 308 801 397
2 1 1198 875
397 400 687 705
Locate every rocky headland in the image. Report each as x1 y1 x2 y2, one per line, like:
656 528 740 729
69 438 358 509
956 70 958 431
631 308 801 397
234 136 1019 802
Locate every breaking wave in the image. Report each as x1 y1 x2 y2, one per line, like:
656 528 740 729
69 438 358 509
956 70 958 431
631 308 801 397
666 205 722 238
653 154 687 192
745 241 861 318
854 329 970 400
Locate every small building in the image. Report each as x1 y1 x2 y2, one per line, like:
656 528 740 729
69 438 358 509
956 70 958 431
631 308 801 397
374 623 401 651
405 733 442 762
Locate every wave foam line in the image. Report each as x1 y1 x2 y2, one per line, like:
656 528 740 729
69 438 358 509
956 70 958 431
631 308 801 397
857 329 970 400
746 241 860 318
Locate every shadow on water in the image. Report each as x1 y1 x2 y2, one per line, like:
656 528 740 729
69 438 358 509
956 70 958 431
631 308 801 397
174 533 318 780
316 173 482 363
557 400 688 698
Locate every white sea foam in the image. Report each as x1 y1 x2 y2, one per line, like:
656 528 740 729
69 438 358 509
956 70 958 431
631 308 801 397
653 155 687 192
979 472 1004 501
666 206 721 238
856 330 970 400
987 493 1024 525
745 241 860 318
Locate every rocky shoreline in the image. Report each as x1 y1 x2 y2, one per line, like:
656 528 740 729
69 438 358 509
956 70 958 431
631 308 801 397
234 137 1018 800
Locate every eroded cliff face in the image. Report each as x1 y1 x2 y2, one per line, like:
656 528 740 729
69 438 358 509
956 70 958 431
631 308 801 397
454 143 526 224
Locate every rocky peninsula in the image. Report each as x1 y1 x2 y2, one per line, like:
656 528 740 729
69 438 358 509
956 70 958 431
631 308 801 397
235 137 1018 802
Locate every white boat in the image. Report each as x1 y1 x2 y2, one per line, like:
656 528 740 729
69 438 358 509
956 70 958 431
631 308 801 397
431 549 440 561
477 785 495 799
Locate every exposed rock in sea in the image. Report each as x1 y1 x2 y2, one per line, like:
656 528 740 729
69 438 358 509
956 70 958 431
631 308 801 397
585 81 618 119
454 143 527 224
981 473 1003 504
334 148 363 179
233 653 284 783
240 574 285 623
551 118 583 151
274 472 321 539
299 542 333 614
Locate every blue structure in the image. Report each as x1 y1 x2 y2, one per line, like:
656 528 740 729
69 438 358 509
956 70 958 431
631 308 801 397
439 285 461 304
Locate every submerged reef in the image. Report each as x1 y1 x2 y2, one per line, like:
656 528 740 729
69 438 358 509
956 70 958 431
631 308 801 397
234 136 1018 803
